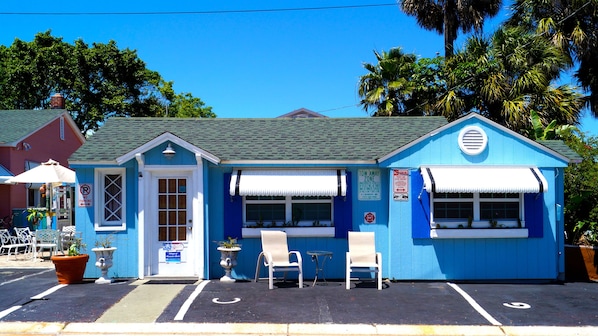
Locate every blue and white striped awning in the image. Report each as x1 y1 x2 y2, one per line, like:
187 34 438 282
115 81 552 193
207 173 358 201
421 166 548 193
229 169 346 197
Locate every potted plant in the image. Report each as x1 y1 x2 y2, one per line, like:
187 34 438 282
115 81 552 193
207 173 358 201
26 207 47 230
91 234 117 284
216 237 241 282
50 237 89 284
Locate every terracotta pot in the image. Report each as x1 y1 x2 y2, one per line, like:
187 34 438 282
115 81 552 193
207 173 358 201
50 254 89 284
565 245 598 282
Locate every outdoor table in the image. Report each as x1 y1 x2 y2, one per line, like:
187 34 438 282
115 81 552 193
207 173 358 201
306 250 333 287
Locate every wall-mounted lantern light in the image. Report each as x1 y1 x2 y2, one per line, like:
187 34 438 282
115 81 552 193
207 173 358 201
162 143 176 159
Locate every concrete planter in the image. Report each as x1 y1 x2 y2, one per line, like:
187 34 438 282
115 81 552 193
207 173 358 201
92 247 117 284
217 246 241 282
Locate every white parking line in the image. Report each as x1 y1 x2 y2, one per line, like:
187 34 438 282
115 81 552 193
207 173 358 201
31 284 68 300
447 282 502 326
0 305 22 319
0 283 67 319
0 269 53 287
174 280 210 321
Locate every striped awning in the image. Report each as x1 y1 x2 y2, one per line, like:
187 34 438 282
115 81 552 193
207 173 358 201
421 166 547 193
229 169 346 197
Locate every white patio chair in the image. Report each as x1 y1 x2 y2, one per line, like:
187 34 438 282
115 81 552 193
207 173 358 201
6 227 34 260
254 230 303 289
61 225 77 250
0 229 16 255
34 229 61 259
346 231 382 290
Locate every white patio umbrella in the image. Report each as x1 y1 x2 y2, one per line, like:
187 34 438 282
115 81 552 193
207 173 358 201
7 159 75 230
7 159 75 184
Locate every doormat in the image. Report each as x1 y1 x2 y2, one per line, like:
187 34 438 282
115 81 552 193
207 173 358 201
145 279 198 285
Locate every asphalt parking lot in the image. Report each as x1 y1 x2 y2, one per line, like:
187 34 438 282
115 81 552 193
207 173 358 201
1 267 597 329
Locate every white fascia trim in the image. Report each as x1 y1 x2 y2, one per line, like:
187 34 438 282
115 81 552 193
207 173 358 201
222 160 376 165
377 113 572 164
115 132 220 165
62 111 87 144
68 160 122 166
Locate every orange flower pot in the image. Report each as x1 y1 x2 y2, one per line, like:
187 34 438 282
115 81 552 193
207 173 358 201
50 254 89 284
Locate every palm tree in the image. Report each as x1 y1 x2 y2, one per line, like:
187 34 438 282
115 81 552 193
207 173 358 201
507 0 598 116
438 26 584 133
358 47 419 116
398 0 502 57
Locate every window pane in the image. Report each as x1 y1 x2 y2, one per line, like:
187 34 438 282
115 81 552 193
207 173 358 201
292 203 332 222
246 204 285 222
434 202 473 219
480 202 519 219
104 174 122 222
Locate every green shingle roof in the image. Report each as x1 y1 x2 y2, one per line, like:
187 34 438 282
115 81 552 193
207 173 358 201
537 140 583 163
0 109 67 144
70 117 449 162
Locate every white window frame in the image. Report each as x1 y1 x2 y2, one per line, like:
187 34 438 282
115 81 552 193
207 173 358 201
94 168 126 231
431 192 524 229
241 195 335 238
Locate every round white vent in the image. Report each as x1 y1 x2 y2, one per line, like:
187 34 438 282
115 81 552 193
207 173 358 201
458 126 487 155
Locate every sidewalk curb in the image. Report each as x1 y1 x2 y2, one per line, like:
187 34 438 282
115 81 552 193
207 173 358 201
2 323 598 336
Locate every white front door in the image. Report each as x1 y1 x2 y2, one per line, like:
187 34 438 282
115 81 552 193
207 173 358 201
152 173 195 276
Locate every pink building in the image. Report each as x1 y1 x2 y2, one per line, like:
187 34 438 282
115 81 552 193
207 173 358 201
0 94 85 227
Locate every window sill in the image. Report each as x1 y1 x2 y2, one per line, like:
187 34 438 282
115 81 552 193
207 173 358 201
430 228 529 239
94 224 126 232
242 227 334 238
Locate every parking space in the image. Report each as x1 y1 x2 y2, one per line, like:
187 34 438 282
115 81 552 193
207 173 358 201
158 279 598 326
0 268 135 323
1 267 597 328
455 282 598 327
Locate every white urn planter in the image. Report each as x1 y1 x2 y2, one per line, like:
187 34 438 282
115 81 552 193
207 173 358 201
91 247 117 284
217 246 241 282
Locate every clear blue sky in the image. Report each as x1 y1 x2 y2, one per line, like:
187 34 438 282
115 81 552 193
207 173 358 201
1 1 596 135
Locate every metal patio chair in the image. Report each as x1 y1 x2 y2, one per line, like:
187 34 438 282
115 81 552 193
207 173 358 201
34 229 61 259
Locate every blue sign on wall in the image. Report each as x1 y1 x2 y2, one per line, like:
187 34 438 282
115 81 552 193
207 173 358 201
165 251 181 263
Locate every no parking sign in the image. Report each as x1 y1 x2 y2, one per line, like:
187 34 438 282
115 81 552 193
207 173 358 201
364 212 376 224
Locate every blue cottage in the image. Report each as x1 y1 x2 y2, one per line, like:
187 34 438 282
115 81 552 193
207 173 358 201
69 113 580 281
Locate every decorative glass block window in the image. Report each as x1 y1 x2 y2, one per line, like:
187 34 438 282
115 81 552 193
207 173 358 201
431 192 522 228
243 195 333 227
95 169 126 231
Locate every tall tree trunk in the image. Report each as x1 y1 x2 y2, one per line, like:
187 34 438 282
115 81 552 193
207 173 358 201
443 0 456 58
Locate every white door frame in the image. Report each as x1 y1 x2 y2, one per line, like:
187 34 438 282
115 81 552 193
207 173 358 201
136 156 205 279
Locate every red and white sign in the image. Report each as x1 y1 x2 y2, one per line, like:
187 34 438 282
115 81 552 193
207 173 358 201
364 212 376 224
392 169 409 201
78 183 92 207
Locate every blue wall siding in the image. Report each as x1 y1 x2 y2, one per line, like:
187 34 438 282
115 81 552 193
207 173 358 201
206 166 391 280
72 162 140 279
384 119 569 168
381 120 565 280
